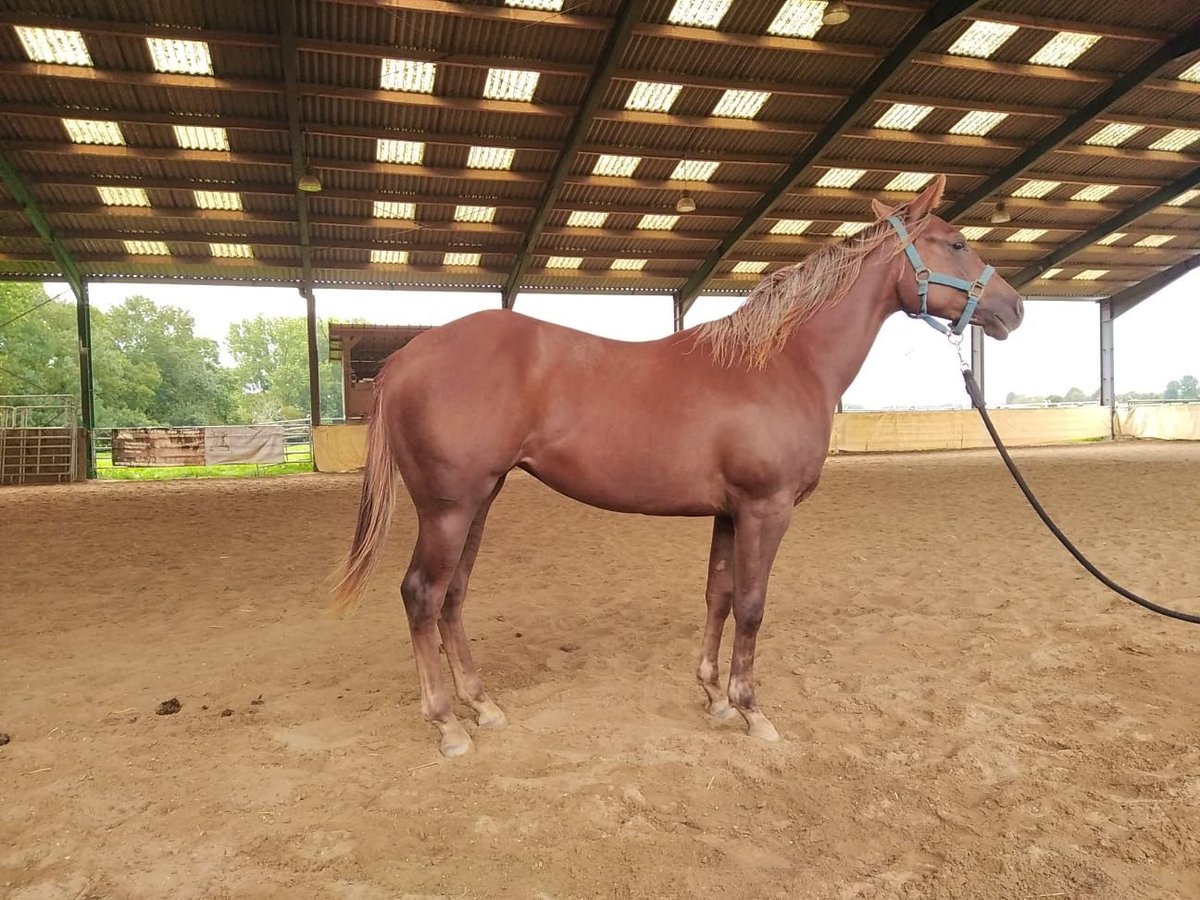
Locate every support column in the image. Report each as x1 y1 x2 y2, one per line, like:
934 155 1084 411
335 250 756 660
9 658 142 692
303 286 321 428
1099 299 1115 412
672 295 684 333
969 324 985 398
75 281 96 479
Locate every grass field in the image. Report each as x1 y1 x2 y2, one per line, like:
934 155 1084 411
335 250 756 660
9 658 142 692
95 448 313 480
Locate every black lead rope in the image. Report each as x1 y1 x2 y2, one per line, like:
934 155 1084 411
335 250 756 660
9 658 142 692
961 366 1200 625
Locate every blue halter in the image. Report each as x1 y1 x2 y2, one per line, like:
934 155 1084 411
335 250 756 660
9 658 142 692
886 215 994 336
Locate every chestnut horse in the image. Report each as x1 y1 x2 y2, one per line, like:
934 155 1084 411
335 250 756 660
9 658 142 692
334 176 1024 757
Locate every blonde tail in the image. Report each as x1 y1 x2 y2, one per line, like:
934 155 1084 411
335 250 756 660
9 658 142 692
331 404 396 614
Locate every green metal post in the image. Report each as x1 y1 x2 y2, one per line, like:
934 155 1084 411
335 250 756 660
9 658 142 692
76 281 97 478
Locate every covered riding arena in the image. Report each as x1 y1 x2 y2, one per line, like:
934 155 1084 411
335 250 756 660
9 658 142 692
2 1 1199 897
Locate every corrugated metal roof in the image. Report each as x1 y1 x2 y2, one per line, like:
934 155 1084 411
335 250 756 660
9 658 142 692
0 0 1197 303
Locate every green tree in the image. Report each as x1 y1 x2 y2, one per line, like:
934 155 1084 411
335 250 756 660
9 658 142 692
225 315 343 421
1179 375 1199 400
1164 379 1181 400
1063 386 1088 403
0 283 79 398
94 296 238 427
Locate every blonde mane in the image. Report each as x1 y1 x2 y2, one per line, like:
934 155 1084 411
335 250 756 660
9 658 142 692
696 212 928 367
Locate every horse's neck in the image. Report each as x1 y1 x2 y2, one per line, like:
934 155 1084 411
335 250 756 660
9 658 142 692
784 250 902 409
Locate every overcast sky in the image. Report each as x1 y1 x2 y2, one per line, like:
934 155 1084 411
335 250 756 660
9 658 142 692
54 266 1199 410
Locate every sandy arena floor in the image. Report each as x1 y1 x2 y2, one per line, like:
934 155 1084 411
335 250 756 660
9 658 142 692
1 442 1198 899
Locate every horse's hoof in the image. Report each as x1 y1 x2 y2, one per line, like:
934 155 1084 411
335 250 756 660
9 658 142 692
707 702 738 721
439 735 473 758
476 702 508 729
748 719 781 742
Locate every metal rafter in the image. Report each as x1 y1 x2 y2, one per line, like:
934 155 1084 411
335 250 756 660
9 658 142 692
675 0 985 313
1007 168 1200 288
1109 255 1200 318
942 24 1200 222
500 0 650 309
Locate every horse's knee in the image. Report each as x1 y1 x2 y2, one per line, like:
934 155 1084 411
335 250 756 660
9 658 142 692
401 570 439 628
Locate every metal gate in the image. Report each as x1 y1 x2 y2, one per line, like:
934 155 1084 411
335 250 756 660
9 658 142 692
0 395 79 485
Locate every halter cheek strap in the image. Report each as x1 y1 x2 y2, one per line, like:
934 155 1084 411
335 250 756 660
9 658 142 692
886 215 994 336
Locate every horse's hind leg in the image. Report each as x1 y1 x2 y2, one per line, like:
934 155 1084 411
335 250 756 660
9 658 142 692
402 505 478 758
697 516 737 721
438 477 507 729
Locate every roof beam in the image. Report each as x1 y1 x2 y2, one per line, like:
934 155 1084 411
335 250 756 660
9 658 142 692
676 0 982 312
962 10 1171 42
1109 255 1200 318
0 151 84 299
279 0 313 296
493 0 637 307
941 23 1200 221
1006 169 1200 287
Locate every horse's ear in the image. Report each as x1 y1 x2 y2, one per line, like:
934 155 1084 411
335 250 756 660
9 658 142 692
870 198 894 220
905 174 946 221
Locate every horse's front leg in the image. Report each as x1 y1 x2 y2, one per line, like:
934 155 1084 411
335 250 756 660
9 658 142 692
697 515 737 720
727 497 793 742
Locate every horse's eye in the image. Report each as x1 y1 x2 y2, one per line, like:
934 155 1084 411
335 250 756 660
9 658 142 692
952 240 966 252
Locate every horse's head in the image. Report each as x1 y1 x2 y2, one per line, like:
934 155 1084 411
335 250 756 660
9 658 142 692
872 175 1024 339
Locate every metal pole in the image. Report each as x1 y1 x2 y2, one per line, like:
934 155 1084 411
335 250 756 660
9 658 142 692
1099 299 1115 415
303 286 321 428
969 324 985 400
75 281 96 479
672 295 685 333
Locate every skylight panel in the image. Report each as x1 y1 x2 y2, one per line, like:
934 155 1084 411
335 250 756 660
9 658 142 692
1149 128 1200 152
671 160 720 182
833 221 869 237
949 110 1007 136
1072 269 1108 280
545 256 583 269
210 242 253 258
1071 184 1118 202
505 0 563 8
567 211 609 228
1095 233 1126 246
816 167 866 189
1041 268 1062 279
770 219 813 235
380 58 436 93
1134 234 1173 247
637 214 679 230
15 27 91 66
875 103 934 131
173 125 229 151
1164 189 1200 207
1180 61 1200 83
193 190 242 211
732 261 769 274
98 186 150 207
625 81 682 113
960 226 991 240
370 249 409 264
947 20 1019 59
1029 31 1100 68
1011 180 1059 199
466 146 515 170
376 139 425 165
885 172 934 192
123 240 170 256
610 258 647 271
593 154 641 177
1085 122 1144 147
444 252 481 266
712 90 771 119
454 205 496 223
1006 228 1047 242
62 119 125 146
668 0 732 28
146 38 213 75
767 0 828 39
483 68 540 102
373 200 416 219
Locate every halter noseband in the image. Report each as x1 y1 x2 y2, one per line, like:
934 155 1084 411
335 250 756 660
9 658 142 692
886 215 994 336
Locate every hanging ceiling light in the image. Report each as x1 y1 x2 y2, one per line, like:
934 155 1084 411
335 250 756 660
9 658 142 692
822 1 851 25
297 171 322 193
990 201 1011 224
676 194 696 213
